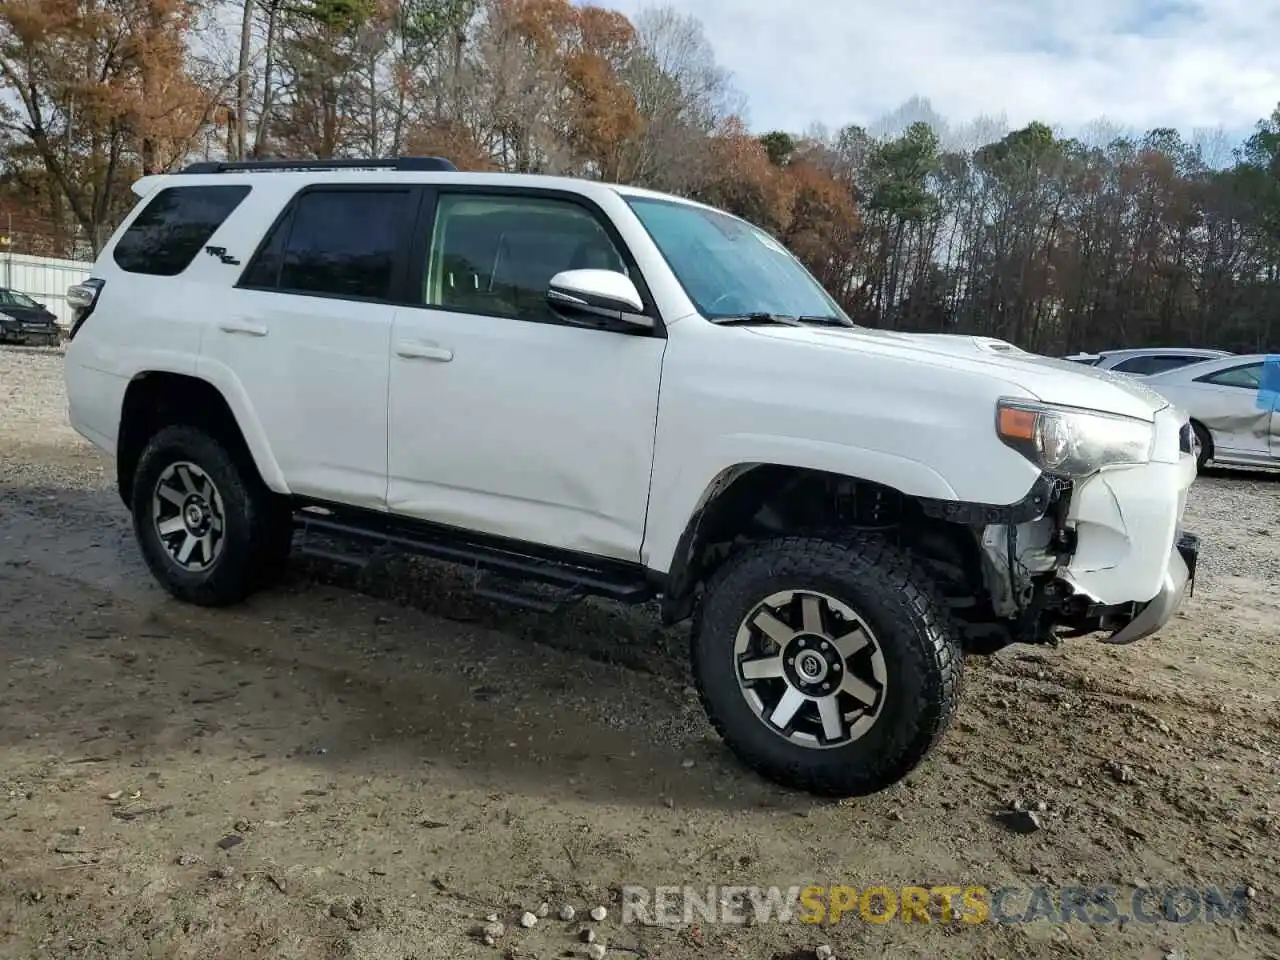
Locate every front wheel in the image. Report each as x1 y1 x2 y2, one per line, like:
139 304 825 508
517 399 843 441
692 533 961 797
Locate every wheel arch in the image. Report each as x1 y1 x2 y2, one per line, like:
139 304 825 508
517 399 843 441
655 462 1026 627
1188 417 1214 462
116 371 288 508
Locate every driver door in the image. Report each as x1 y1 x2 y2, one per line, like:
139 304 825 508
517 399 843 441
385 187 667 564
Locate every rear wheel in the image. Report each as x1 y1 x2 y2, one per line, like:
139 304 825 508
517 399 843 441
131 425 292 606
692 533 961 797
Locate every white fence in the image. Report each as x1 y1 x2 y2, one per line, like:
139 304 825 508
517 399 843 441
2 251 95 328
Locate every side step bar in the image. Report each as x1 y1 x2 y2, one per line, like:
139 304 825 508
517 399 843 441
473 574 585 613
292 507 654 606
295 543 373 569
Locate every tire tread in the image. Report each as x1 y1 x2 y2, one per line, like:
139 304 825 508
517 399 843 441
131 424 290 607
691 530 962 797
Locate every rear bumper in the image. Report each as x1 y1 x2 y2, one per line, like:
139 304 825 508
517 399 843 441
1101 532 1198 644
63 353 127 455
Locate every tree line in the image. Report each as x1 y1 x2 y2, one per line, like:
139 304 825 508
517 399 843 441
3 0 1278 354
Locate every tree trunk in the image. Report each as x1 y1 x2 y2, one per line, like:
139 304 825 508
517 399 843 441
253 0 280 158
236 0 256 160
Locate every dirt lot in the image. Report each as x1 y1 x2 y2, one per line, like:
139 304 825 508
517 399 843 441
2 344 1278 960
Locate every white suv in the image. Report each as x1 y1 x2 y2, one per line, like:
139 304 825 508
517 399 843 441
63 156 1201 797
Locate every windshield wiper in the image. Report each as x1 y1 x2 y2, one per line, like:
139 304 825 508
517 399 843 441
706 312 804 327
796 315 854 328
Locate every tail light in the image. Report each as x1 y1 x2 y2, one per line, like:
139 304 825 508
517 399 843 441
66 278 105 340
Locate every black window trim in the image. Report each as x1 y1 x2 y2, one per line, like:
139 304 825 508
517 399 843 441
403 184 667 338
1195 361 1264 389
113 183 253 278
235 182 422 307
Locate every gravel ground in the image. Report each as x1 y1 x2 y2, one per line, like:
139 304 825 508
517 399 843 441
2 344 1278 960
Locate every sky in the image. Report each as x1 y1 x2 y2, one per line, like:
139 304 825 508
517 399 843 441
605 0 1280 146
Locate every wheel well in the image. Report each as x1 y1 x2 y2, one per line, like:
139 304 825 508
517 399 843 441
116 373 257 508
659 465 988 625
1189 418 1213 456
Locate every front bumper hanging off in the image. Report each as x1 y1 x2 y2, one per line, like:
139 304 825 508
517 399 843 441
1102 532 1199 645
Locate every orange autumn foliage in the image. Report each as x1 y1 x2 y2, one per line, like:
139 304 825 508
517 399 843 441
488 0 641 177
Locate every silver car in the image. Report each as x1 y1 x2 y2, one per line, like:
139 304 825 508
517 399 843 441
1065 347 1233 375
1142 353 1279 470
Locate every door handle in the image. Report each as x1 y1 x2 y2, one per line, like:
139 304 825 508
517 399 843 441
396 340 453 362
219 318 269 337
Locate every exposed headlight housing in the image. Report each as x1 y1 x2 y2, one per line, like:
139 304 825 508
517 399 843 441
996 398 1153 478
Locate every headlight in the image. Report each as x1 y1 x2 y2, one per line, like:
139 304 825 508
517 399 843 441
0 312 14 322
995 398 1153 477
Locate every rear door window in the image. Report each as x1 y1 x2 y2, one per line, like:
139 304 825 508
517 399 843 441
241 188 415 302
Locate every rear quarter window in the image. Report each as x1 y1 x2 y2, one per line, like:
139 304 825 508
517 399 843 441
113 184 252 276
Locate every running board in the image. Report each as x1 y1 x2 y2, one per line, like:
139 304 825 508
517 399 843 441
295 543 373 569
292 505 654 605
474 574 584 613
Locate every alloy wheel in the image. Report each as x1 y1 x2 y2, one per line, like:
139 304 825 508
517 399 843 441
151 461 227 572
733 589 887 749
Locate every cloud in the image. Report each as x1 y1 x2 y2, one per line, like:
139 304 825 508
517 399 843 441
605 0 1280 139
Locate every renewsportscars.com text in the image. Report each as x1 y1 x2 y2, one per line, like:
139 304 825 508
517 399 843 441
619 884 1253 926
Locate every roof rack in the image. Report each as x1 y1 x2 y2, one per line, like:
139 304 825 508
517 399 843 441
178 156 457 174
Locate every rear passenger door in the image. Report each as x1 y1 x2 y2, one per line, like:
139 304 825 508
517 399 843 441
385 187 667 564
204 184 417 509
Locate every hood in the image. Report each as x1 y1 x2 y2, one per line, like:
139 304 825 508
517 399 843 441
745 326 1171 421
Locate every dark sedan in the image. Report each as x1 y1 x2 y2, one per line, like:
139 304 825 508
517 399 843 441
0 288 62 346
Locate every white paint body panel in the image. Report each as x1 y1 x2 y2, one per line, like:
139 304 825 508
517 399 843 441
1056 405 1198 605
64 167 1194 619
386 305 665 561
198 289 393 509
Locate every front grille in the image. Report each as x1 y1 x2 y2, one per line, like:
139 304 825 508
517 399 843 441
1178 421 1193 454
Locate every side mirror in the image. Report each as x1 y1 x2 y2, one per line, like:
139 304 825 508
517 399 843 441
546 269 652 331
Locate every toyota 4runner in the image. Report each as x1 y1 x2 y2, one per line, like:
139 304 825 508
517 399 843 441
63 156 1201 797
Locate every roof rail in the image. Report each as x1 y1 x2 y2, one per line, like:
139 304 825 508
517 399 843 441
178 156 457 174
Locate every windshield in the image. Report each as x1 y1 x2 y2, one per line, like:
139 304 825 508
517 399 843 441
625 196 851 324
0 289 40 308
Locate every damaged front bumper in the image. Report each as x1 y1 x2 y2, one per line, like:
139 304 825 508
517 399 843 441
1100 532 1199 644
979 409 1201 646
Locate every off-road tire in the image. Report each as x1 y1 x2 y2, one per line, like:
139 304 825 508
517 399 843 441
691 532 962 797
131 424 292 606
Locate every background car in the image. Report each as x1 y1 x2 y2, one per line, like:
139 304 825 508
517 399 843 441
1143 353 1278 470
0 288 62 346
1064 346 1233 375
